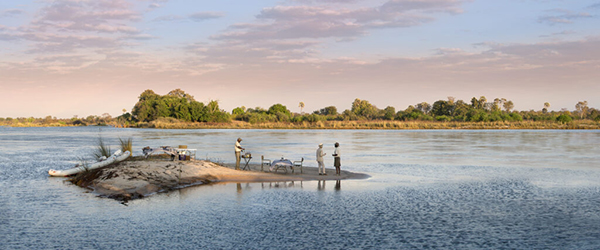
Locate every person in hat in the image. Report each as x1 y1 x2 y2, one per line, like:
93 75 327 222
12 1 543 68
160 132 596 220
332 142 341 175
316 143 327 175
235 138 245 170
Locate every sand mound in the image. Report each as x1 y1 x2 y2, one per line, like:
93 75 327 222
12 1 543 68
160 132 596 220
68 159 368 201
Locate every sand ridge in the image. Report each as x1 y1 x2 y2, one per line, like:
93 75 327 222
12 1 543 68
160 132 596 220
70 159 368 201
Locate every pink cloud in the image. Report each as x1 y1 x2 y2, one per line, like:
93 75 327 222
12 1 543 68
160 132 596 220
212 0 467 42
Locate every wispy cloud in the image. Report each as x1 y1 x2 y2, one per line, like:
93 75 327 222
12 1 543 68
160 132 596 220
1 9 25 18
22 34 119 54
30 0 141 34
189 11 225 21
153 14 184 22
211 0 467 42
538 9 592 25
588 2 600 9
539 30 576 38
148 3 161 9
0 0 151 73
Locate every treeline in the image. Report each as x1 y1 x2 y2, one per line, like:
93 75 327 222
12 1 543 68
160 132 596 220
0 114 114 127
2 89 599 128
226 96 599 124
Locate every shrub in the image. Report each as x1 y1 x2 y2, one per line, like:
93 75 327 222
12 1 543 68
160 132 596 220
510 113 523 121
436 115 451 122
556 114 572 124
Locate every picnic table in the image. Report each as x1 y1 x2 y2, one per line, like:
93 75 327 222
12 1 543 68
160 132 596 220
269 158 303 174
270 158 293 173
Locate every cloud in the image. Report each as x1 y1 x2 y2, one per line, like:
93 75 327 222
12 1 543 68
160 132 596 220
588 3 600 9
0 0 156 57
153 15 184 22
121 33 157 40
380 0 466 14
538 9 592 25
0 25 18 41
22 34 119 53
290 0 361 3
189 11 225 21
1 9 25 18
211 0 467 42
539 30 576 38
30 0 141 34
185 40 321 65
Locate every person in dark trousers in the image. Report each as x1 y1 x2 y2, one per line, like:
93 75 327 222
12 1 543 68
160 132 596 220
332 142 341 175
235 138 244 170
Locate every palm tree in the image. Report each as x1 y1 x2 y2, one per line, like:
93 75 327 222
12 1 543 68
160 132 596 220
299 102 305 114
543 102 550 114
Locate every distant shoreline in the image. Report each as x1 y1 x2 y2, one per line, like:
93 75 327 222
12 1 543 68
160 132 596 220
4 120 600 130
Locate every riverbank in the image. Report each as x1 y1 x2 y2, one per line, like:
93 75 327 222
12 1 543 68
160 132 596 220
68 159 369 201
5 119 600 129
141 120 600 129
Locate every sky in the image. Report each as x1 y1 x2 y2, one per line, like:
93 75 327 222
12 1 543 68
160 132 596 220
0 0 599 118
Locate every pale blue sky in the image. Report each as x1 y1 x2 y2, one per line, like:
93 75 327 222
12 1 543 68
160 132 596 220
0 0 599 118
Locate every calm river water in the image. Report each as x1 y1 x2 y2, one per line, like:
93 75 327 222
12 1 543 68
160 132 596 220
1 127 599 249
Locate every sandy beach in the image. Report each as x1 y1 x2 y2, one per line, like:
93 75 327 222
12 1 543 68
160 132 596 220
69 159 369 201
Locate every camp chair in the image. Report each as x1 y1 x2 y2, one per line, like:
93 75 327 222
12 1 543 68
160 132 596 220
261 155 271 171
292 157 304 174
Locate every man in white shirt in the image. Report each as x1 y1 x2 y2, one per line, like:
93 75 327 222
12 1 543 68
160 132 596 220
316 143 326 175
235 138 244 170
332 142 341 175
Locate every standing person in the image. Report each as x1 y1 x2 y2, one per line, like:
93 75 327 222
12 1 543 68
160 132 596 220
332 142 341 175
235 138 245 170
316 143 327 175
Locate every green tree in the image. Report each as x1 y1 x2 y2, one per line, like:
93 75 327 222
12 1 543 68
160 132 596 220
232 107 246 116
431 100 452 116
268 104 291 121
556 114 572 124
479 96 487 110
503 100 514 112
268 104 290 115
351 99 379 119
383 106 395 120
189 102 206 121
316 106 338 116
575 101 589 119
167 88 195 102
415 102 431 114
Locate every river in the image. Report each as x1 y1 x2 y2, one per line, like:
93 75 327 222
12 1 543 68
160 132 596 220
1 127 599 249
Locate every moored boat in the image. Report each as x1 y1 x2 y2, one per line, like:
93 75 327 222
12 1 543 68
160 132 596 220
48 150 131 177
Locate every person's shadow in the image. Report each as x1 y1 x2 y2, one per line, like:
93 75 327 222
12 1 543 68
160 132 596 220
335 180 341 191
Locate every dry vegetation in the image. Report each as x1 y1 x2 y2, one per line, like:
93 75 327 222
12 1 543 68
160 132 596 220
138 119 600 130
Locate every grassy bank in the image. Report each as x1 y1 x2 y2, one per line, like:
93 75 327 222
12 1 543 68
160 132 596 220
139 119 600 130
3 118 599 129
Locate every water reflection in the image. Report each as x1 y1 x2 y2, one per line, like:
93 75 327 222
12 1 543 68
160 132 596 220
318 180 325 191
260 181 304 189
3 127 600 249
